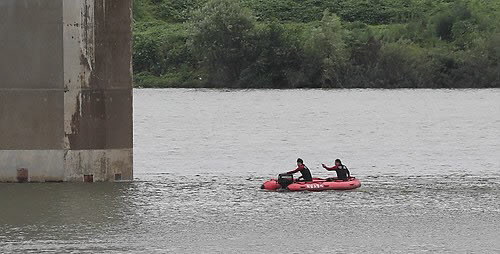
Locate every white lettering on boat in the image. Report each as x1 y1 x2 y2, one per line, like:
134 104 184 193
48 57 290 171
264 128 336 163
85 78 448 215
306 184 323 189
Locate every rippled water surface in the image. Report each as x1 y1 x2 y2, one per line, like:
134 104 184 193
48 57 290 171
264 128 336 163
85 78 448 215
1 89 499 253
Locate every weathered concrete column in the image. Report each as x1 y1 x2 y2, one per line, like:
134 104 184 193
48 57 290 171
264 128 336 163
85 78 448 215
0 0 133 182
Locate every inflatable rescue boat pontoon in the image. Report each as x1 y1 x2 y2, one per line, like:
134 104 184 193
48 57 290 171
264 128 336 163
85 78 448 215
261 174 361 191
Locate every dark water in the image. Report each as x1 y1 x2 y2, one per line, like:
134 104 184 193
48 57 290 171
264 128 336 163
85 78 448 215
1 89 499 253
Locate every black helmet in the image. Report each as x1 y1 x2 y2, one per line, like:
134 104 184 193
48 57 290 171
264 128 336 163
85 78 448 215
297 158 303 163
335 159 342 164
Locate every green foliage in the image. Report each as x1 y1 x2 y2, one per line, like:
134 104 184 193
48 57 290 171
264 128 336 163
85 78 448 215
374 41 435 88
336 0 409 24
447 34 500 88
132 0 500 88
133 23 192 72
134 70 205 88
133 0 154 21
303 12 347 88
239 22 304 88
432 1 473 43
190 0 256 86
240 0 335 22
133 22 198 87
240 0 422 24
154 0 204 22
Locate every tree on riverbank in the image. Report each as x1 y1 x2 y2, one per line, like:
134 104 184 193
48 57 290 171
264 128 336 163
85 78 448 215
132 0 500 88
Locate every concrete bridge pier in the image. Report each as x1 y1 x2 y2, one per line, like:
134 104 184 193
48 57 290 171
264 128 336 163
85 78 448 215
0 0 133 182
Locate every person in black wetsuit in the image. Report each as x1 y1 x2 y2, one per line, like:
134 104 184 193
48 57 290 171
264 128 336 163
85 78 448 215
322 159 350 181
286 158 313 182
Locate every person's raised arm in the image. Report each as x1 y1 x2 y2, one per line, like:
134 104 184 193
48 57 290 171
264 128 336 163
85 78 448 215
322 164 336 171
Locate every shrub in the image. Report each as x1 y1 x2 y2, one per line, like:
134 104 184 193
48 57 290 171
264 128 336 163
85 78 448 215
373 41 436 88
133 22 193 76
239 22 304 88
303 11 347 88
191 0 256 86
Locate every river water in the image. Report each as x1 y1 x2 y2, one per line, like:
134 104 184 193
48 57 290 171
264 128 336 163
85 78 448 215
1 89 499 253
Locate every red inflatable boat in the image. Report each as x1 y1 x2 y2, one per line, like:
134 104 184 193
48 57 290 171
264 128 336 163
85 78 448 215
261 174 361 191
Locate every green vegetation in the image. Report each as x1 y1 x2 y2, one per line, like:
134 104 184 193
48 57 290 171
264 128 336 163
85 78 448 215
133 0 500 88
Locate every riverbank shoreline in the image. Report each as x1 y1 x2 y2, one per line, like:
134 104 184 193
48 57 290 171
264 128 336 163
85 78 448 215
133 0 500 91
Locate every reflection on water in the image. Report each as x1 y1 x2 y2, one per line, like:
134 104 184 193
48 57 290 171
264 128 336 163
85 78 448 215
1 89 499 253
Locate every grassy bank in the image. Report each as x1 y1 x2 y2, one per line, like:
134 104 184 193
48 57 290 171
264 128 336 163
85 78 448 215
132 0 500 88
